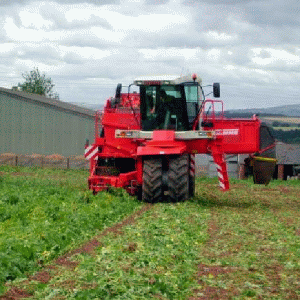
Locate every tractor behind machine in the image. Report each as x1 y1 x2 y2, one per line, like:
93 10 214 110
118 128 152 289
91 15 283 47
85 74 276 202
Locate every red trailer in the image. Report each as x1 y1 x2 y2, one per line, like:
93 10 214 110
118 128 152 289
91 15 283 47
85 74 276 202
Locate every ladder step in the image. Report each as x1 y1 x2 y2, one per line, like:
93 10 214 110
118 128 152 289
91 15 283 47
211 139 230 191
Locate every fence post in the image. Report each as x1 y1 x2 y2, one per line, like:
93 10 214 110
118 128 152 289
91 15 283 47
278 164 284 180
67 157 70 169
15 155 18 166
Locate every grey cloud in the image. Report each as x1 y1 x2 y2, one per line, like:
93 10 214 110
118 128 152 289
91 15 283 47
183 0 300 47
244 0 300 27
256 49 271 60
187 0 300 29
38 4 112 31
182 0 253 4
121 29 238 49
12 44 63 65
52 48 177 81
144 0 170 5
0 0 30 6
50 0 120 5
62 52 86 64
0 0 120 7
61 31 120 49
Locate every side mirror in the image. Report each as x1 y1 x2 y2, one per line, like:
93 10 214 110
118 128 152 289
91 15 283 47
213 83 220 98
115 83 122 99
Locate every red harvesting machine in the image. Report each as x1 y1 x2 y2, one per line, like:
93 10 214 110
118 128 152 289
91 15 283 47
85 74 276 202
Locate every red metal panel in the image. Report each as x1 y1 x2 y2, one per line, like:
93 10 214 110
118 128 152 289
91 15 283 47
97 111 140 158
204 118 261 154
137 130 186 156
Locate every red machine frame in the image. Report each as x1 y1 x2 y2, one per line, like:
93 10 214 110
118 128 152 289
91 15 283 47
85 78 275 200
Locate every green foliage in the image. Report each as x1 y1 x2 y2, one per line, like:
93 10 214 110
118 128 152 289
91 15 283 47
271 128 300 144
18 67 59 99
2 171 300 298
272 121 291 127
0 166 141 290
29 177 300 299
34 202 210 299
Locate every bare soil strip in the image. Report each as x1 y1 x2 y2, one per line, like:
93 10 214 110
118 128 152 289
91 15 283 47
190 211 238 300
0 203 152 300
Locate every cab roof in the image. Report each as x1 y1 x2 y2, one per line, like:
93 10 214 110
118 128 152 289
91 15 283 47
134 74 202 86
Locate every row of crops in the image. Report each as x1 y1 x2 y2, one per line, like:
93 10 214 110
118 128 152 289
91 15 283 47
1 165 300 298
0 166 142 293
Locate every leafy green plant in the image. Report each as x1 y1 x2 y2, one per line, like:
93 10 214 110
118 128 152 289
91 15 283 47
0 166 141 291
2 168 300 299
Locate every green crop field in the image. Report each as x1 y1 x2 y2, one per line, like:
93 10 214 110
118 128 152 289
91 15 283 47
261 116 300 125
0 166 142 296
272 127 299 131
1 166 300 299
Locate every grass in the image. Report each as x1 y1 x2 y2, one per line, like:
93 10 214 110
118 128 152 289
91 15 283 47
1 167 300 299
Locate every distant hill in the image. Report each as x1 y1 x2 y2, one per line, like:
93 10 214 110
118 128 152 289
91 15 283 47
70 102 102 111
72 102 300 117
225 104 300 117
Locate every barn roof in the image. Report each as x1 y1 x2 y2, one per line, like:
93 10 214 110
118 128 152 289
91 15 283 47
276 142 300 165
0 87 95 118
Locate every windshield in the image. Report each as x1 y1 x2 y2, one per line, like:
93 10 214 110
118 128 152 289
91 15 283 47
140 84 198 131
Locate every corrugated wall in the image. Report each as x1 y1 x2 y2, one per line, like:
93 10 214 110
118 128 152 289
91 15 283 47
0 93 95 156
195 154 239 178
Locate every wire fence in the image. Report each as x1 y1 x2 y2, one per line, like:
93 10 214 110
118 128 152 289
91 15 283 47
0 153 89 170
0 153 209 175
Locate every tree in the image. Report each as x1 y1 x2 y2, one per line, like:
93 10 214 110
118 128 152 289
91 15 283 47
272 121 281 127
18 67 59 100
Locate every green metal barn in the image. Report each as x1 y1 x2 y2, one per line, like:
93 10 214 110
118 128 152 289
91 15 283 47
0 87 95 157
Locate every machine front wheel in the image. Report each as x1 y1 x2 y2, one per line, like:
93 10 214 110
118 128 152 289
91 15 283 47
168 154 189 202
142 157 163 203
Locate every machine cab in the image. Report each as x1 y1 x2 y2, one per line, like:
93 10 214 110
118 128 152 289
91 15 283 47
134 74 203 131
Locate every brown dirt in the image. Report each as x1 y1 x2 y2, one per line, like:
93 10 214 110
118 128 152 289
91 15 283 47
72 155 85 160
189 211 239 300
190 264 237 300
278 186 292 194
190 286 230 300
264 263 283 293
0 288 32 300
30 154 43 158
55 203 152 266
45 154 65 160
196 264 236 277
51 279 76 291
284 290 300 300
1 203 152 299
0 171 36 177
30 271 51 284
0 153 16 157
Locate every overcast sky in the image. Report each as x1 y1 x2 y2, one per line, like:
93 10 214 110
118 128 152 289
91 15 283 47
0 0 299 110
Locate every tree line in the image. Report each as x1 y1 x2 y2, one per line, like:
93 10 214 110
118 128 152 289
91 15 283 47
271 128 300 144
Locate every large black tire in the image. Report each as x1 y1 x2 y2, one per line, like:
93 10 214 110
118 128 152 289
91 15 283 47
142 157 163 203
168 154 189 202
189 155 195 198
189 174 195 198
